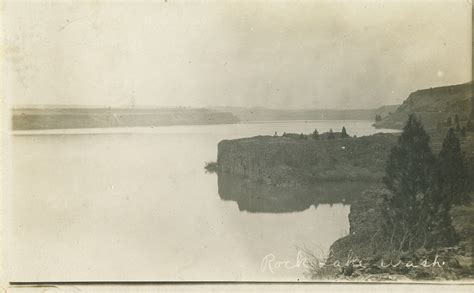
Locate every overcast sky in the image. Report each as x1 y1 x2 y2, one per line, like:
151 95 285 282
3 1 471 109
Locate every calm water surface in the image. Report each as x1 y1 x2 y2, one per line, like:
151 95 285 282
10 120 398 281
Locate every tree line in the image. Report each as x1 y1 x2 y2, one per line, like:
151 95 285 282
438 114 474 137
279 126 352 140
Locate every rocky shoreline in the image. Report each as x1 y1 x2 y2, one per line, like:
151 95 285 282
307 189 474 281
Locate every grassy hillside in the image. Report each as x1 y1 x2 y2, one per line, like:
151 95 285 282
374 82 472 131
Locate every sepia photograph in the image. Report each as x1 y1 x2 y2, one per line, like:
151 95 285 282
1 0 474 290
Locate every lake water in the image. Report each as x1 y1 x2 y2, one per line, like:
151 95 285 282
8 120 398 282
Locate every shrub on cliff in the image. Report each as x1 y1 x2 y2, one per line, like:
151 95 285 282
447 116 452 127
466 119 474 131
327 129 335 139
455 114 461 131
436 121 444 132
382 114 436 251
313 129 320 140
341 126 350 138
204 161 218 173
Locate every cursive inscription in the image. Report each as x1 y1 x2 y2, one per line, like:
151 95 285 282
260 250 311 273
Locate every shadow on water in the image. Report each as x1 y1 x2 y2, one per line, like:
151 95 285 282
217 172 380 213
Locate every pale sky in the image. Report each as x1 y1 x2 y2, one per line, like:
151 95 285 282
3 0 472 109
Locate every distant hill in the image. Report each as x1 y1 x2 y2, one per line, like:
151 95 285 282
210 105 399 122
12 107 240 130
374 81 473 131
11 103 403 130
375 105 400 117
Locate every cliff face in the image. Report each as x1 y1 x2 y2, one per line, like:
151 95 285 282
217 134 397 185
374 82 472 131
329 189 386 260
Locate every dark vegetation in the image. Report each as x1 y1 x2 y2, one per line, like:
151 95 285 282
281 126 351 140
309 115 474 281
382 116 468 250
204 161 218 173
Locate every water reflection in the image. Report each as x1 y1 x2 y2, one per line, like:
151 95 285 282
218 172 379 213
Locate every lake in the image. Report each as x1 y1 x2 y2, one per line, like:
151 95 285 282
8 120 399 281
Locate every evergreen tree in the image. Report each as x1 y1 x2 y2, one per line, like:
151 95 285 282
432 128 469 206
455 114 461 131
466 119 474 131
375 115 382 122
428 128 469 246
436 121 443 132
461 126 466 137
471 95 474 120
299 133 305 139
312 129 320 140
382 114 436 251
447 116 452 127
341 126 349 138
327 129 335 139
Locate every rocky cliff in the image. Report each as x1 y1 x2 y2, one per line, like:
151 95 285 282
374 82 472 131
217 133 397 185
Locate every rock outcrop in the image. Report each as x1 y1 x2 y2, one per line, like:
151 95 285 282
217 133 397 185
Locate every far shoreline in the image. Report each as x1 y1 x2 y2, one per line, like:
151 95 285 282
11 119 401 136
